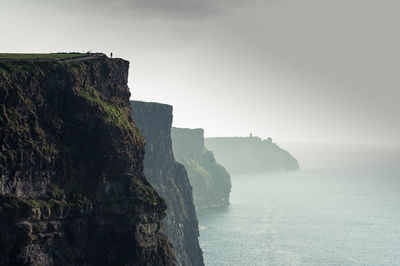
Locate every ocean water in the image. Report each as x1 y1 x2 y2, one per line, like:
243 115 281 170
197 144 400 265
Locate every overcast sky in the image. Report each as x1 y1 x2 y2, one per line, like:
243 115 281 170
1 0 399 145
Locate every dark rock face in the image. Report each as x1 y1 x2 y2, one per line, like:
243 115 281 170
131 101 204 266
205 136 300 174
171 128 231 210
0 57 175 265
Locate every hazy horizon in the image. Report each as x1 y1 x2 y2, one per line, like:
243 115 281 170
2 0 399 145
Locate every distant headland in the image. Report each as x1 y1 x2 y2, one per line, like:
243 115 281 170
205 135 300 175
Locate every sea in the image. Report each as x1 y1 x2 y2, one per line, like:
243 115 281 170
197 143 400 265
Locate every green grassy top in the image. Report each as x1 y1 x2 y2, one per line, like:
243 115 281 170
0 53 93 60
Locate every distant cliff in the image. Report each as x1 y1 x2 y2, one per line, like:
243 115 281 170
131 101 204 266
205 136 300 174
171 128 231 210
0 55 175 265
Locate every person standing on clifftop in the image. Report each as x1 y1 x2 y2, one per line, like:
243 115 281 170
110 52 113 58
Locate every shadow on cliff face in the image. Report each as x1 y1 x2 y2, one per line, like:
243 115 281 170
131 101 204 266
0 56 175 265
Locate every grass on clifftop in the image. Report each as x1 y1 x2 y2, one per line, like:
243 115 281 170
0 53 90 60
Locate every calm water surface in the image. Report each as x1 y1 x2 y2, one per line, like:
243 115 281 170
198 145 400 265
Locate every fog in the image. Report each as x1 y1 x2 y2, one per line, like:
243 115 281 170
1 0 399 145
198 144 400 265
2 2 400 265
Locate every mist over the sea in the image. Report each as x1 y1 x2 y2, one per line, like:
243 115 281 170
198 143 400 265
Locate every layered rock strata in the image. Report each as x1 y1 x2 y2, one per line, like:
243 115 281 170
0 55 175 265
131 101 204 266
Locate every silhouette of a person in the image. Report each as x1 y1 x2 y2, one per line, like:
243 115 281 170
110 52 113 58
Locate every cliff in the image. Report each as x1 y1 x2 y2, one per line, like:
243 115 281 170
0 55 175 265
205 136 300 174
130 101 204 266
171 128 231 210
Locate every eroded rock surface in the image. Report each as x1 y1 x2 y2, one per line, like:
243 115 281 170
0 56 175 265
131 101 204 266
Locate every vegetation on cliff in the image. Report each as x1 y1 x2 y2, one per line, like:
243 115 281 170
0 53 89 60
0 55 174 265
171 128 231 210
75 86 144 141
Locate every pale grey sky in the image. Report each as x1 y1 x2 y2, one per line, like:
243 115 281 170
1 0 399 145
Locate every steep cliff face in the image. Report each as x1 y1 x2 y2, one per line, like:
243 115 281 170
171 128 231 210
205 136 300 174
0 55 175 265
130 101 204 266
